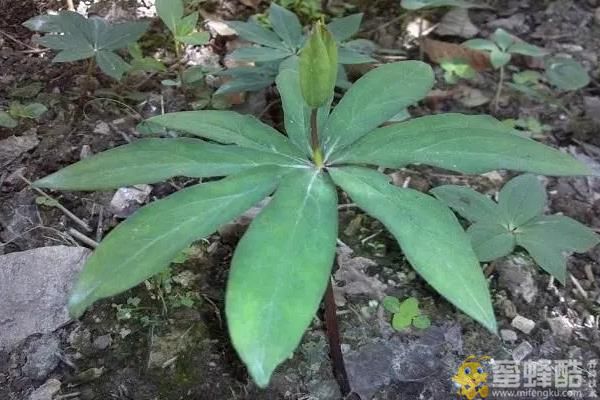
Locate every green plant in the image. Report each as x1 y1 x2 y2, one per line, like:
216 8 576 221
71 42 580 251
34 24 593 388
23 11 149 80
463 28 548 111
503 116 550 138
440 58 476 84
275 0 324 21
218 4 375 94
128 43 167 74
0 101 47 128
156 0 210 86
383 296 430 330
400 0 487 9
432 175 599 283
544 56 590 91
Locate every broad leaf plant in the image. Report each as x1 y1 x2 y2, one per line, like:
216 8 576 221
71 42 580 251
35 24 593 388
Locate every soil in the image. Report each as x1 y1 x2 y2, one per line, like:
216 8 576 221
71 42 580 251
1 0 600 399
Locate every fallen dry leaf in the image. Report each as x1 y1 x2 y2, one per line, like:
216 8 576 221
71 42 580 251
422 38 491 71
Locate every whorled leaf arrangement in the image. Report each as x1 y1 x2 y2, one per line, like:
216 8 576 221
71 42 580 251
23 11 149 80
432 174 599 283
35 59 593 387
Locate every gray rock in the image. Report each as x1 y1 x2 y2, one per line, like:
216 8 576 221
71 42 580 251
584 96 600 124
0 132 39 167
109 185 152 218
22 335 60 380
500 329 518 342
488 14 527 33
28 378 61 400
512 341 533 362
92 334 112 351
0 246 90 351
547 316 573 340
511 315 536 334
494 255 538 303
435 8 479 38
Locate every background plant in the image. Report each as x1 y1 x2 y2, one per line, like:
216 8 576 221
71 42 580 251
463 28 548 111
33 24 593 389
432 174 599 284
440 58 476 84
23 11 149 81
0 101 47 128
382 296 431 330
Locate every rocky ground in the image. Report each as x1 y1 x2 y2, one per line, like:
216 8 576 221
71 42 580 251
1 0 600 399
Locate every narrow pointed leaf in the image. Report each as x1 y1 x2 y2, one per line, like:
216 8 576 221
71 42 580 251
333 114 592 176
226 169 337 387
95 50 131 80
498 174 546 227
230 47 292 62
53 47 95 62
327 14 363 42
463 39 498 52
516 215 600 284
145 111 306 160
34 138 298 190
321 61 434 158
156 0 184 34
68 166 282 318
431 185 503 224
508 42 548 57
337 47 376 64
177 31 210 45
330 166 497 333
175 12 198 37
226 21 286 49
97 20 149 50
468 222 515 261
269 3 303 48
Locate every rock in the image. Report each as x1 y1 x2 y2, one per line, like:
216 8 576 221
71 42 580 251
109 184 152 218
0 246 90 351
547 316 573 340
500 329 518 342
92 334 112 351
0 133 39 167
306 378 341 400
494 255 538 303
28 378 61 400
512 340 533 362
206 20 236 36
511 315 536 334
22 335 60 380
488 14 527 33
584 96 600 124
93 121 110 135
334 246 383 299
595 7 600 25
435 8 479 38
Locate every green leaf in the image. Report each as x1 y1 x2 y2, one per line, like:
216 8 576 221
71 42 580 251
468 222 515 261
23 14 63 32
0 111 18 128
33 138 298 190
21 103 47 119
508 42 548 57
95 50 131 80
68 166 282 318
276 68 330 156
327 13 363 42
516 215 600 283
96 19 149 51
156 0 184 34
182 66 205 84
226 21 286 49
337 47 376 64
382 296 401 313
490 49 511 69
215 75 274 95
399 297 419 318
430 185 502 224
544 57 590 91
401 0 485 9
145 111 306 160
9 82 43 99
462 38 498 52
128 42 143 59
491 28 514 52
230 46 292 62
321 61 434 158
412 314 431 329
177 31 210 45
332 114 591 176
329 166 497 333
53 47 96 62
226 169 338 387
498 174 546 227
392 312 412 330
269 3 303 48
175 12 198 37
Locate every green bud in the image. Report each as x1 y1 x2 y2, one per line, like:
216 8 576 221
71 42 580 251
299 22 338 108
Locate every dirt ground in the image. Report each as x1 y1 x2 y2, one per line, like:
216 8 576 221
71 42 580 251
1 0 600 399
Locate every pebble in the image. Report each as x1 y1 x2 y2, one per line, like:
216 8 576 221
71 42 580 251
547 316 573 340
512 341 534 362
93 121 110 135
500 329 518 343
92 334 112 351
28 379 61 400
110 185 152 218
511 315 536 334
21 335 60 380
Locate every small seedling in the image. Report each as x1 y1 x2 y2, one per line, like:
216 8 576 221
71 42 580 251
503 116 550 138
383 296 430 330
0 102 47 128
156 0 210 86
432 174 599 284
463 28 548 111
218 4 375 94
23 11 149 81
35 24 592 388
128 43 167 74
440 58 476 84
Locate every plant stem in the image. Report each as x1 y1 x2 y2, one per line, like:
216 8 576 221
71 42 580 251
494 65 505 113
324 278 352 397
418 15 424 61
174 40 184 85
310 108 324 167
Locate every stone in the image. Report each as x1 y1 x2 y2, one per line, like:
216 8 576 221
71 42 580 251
511 315 536 334
0 133 39 167
93 121 110 135
22 335 60 380
435 8 479 38
494 255 538 303
547 316 573 340
595 7 600 25
584 96 600 124
109 184 152 218
28 378 61 400
92 334 112 351
512 341 533 362
500 329 518 342
488 14 527 33
0 246 90 351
